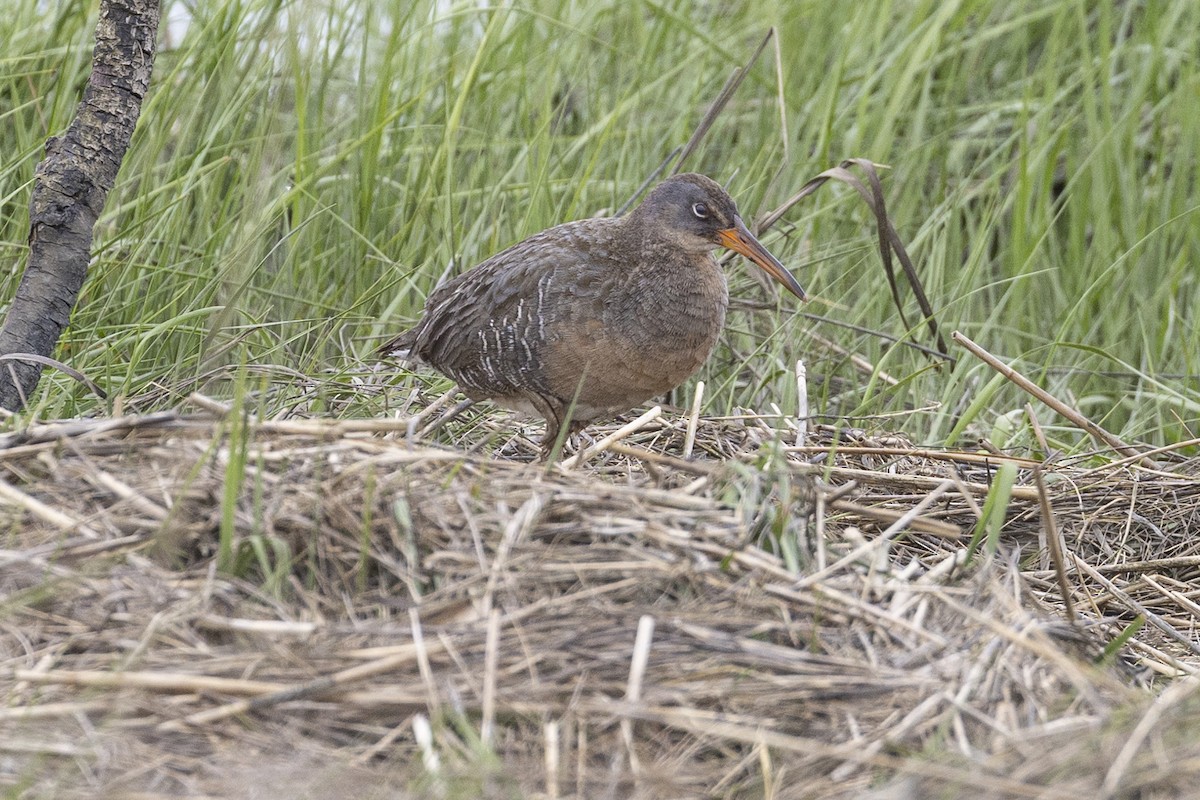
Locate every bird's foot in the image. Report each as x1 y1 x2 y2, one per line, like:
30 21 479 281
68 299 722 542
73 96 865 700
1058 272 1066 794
537 419 589 462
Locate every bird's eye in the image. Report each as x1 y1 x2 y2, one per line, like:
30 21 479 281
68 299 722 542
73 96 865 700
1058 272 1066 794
692 202 710 219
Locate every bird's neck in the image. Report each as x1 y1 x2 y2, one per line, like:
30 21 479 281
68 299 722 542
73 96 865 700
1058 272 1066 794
617 216 711 275
603 218 729 352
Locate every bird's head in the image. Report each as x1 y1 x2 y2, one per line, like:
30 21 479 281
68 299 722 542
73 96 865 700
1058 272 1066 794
630 173 808 301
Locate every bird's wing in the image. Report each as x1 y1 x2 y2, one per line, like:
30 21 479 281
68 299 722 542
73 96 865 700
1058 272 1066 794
386 219 618 400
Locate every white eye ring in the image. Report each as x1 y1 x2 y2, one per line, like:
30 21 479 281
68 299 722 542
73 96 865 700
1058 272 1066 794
692 202 710 219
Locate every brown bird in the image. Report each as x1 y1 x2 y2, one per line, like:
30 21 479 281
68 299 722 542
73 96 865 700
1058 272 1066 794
380 173 807 451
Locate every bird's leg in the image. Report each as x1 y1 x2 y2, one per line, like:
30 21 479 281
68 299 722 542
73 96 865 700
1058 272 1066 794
538 419 563 461
519 393 568 461
538 418 590 461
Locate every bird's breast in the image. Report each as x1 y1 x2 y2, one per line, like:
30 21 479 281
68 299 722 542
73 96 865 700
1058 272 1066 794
542 254 729 409
617 259 727 352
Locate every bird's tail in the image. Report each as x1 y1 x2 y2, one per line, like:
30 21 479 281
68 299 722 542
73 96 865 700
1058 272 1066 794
377 329 418 360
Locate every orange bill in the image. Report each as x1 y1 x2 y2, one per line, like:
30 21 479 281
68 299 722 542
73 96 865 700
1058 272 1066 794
717 216 808 302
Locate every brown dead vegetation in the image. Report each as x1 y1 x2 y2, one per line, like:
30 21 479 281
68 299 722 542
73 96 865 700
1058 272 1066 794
1 397 1199 798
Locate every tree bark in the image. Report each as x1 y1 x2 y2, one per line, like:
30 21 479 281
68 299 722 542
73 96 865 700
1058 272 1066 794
0 0 160 410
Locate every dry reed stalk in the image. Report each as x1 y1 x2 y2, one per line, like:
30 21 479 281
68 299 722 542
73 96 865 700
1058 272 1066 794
560 405 663 468
953 331 1154 467
0 477 99 538
683 381 705 459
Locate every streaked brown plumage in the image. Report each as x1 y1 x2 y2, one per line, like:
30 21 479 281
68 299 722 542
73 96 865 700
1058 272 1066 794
380 173 807 451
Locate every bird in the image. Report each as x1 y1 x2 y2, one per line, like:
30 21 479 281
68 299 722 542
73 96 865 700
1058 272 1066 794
379 173 807 453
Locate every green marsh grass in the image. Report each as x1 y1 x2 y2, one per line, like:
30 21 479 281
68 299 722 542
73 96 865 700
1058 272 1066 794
967 459 1018 561
1 0 1197 457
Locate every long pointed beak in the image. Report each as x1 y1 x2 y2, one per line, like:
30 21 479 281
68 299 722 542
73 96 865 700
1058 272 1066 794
717 216 808 302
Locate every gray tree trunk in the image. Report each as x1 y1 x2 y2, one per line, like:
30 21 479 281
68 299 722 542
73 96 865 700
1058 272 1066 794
0 0 160 410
